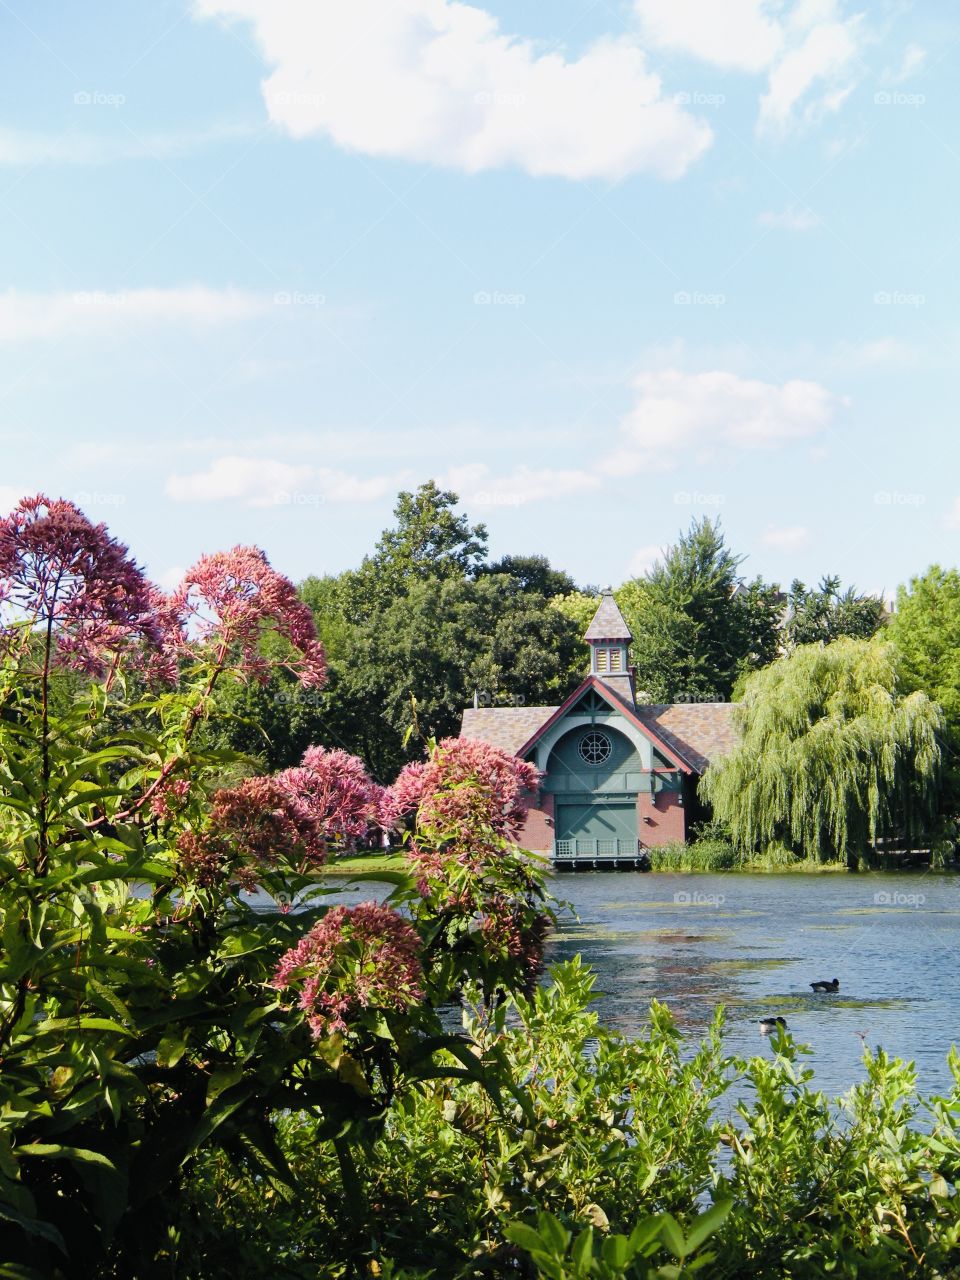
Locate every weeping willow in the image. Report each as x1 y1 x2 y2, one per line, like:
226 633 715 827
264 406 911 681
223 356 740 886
700 639 944 862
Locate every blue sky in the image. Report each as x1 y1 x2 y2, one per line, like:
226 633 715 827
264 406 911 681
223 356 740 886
1 0 957 597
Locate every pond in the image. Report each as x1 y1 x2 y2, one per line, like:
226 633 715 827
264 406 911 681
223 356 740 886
297 867 960 1100
548 869 960 1099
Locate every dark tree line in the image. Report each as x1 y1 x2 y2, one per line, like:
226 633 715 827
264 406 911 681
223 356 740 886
212 482 888 783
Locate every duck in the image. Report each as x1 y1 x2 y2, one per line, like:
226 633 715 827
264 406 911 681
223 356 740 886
759 1016 787 1034
810 978 839 993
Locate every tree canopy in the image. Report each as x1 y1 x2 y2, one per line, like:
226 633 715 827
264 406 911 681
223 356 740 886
700 638 943 863
616 518 783 702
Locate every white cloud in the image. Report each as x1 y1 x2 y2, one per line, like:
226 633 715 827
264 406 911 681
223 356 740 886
761 524 810 552
634 0 866 134
759 10 864 134
598 368 839 475
945 499 960 532
165 455 405 507
626 543 665 577
757 204 822 230
0 122 259 167
194 0 713 180
0 287 272 342
633 0 783 73
443 462 599 507
881 43 925 85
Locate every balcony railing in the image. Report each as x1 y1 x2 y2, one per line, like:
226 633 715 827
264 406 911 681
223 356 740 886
553 838 645 859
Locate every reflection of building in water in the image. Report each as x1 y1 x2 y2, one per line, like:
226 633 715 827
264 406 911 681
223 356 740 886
460 591 738 866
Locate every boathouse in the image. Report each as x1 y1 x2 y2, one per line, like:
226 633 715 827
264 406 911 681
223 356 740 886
459 590 738 866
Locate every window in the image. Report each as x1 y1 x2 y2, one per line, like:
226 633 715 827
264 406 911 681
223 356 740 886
609 648 624 672
595 648 609 673
578 730 612 766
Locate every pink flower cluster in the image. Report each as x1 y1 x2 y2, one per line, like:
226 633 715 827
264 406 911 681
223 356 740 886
161 546 326 689
277 745 387 853
177 775 325 889
0 495 161 676
149 778 192 821
389 738 539 846
273 902 424 1038
0 497 327 696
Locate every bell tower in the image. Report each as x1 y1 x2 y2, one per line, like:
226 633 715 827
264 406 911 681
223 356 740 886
583 588 636 707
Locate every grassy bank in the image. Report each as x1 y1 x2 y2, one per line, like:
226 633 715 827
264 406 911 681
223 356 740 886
316 851 407 875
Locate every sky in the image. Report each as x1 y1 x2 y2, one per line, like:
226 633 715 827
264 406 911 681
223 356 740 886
0 0 957 598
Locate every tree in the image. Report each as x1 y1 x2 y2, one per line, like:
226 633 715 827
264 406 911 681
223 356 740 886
479 554 578 598
345 481 488 620
886 565 960 824
784 575 886 647
617 519 782 702
700 638 943 864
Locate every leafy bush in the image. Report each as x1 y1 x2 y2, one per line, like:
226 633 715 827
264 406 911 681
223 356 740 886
646 839 738 871
0 496 551 1277
176 962 960 1279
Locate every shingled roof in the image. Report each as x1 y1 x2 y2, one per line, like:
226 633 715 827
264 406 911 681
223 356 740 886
583 590 633 641
636 703 740 773
459 706 557 755
460 693 740 772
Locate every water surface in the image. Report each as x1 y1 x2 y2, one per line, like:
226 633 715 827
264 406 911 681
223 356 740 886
547 870 960 1098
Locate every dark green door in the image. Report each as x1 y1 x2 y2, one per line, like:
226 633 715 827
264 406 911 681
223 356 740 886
556 803 636 852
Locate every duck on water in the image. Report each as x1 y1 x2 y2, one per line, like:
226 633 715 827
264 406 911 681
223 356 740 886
759 1016 787 1035
810 978 840 993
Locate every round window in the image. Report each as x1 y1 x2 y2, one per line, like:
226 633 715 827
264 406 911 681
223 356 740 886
578 730 612 766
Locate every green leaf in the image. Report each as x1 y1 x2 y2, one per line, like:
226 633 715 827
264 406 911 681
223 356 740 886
682 1200 731 1254
206 1068 244 1107
17 1144 118 1174
657 1213 687 1260
570 1226 593 1274
156 1032 187 1069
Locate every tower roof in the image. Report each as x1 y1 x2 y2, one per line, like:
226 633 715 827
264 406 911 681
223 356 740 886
583 589 632 642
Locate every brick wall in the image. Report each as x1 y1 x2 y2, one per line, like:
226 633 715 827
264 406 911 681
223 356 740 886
519 790 555 854
637 788 688 847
